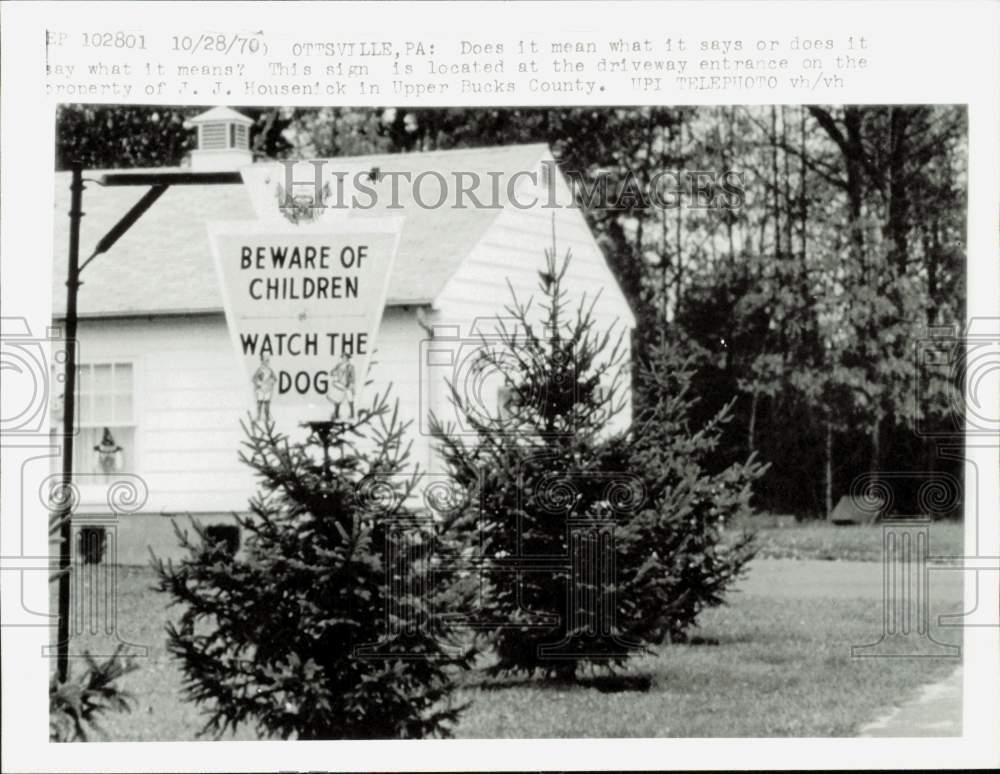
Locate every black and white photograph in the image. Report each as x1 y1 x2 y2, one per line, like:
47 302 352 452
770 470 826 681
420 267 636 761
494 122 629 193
41 101 970 740
1 2 998 772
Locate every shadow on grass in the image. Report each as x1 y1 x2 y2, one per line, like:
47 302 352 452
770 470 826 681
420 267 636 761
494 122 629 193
685 635 721 646
581 673 653 693
467 671 654 694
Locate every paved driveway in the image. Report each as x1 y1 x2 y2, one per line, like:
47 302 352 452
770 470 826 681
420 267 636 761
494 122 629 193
860 667 963 736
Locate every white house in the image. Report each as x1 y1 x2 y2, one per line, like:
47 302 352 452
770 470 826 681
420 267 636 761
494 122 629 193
51 108 635 564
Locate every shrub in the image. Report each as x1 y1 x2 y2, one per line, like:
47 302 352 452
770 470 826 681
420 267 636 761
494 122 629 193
49 646 138 741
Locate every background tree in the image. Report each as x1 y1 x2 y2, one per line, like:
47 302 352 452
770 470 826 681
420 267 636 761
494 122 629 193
56 105 296 168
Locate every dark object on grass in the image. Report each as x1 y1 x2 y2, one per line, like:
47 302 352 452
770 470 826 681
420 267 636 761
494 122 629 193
831 493 885 525
581 673 653 693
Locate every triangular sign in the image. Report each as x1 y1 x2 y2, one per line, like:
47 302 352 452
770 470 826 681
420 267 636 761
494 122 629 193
208 164 403 427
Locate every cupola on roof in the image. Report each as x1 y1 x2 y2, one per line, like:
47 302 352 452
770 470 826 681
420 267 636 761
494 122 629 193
185 106 254 171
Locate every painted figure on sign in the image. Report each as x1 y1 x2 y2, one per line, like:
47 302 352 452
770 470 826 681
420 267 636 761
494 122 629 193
93 427 123 475
328 352 356 420
252 353 277 421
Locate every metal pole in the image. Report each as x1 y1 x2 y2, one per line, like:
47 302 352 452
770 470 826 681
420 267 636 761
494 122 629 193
56 162 84 683
50 166 240 681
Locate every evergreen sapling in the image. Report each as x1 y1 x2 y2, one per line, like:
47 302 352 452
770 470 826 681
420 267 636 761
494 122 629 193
432 244 765 680
155 389 473 739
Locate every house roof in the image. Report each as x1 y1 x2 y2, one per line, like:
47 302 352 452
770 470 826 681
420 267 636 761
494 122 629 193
52 143 551 317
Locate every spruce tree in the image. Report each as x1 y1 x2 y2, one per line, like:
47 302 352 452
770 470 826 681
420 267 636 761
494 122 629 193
625 340 767 643
154 389 473 739
432 244 765 679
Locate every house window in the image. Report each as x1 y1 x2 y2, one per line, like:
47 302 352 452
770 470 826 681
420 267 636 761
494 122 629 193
73 362 136 478
78 526 107 564
204 524 240 556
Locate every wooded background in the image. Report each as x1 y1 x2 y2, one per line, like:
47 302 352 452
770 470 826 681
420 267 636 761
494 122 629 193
56 104 967 517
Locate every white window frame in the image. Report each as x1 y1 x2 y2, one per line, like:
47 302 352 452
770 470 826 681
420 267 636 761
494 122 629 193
61 360 141 504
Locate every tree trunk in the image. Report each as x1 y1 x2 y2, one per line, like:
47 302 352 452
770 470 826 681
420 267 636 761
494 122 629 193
724 107 736 264
799 107 808 259
660 191 669 344
770 106 781 258
886 106 912 275
824 417 833 518
674 120 685 319
781 107 794 256
925 216 940 326
870 409 882 477
807 106 867 274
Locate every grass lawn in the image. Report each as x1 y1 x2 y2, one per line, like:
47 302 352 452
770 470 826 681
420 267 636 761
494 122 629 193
746 520 964 563
56 555 963 740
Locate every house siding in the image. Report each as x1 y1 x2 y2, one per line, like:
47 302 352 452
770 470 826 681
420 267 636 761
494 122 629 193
70 315 251 515
432 168 634 438
63 308 434 562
